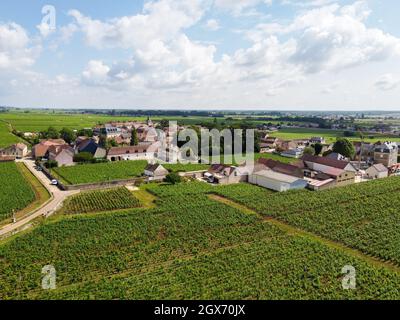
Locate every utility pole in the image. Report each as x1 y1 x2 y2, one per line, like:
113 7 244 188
12 209 16 224
358 129 364 172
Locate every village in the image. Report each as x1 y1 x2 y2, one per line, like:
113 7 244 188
1 118 400 193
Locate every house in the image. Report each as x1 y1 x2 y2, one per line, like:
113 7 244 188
325 152 347 161
353 142 374 162
0 155 16 162
257 158 304 178
373 142 398 167
137 127 159 143
144 164 169 180
366 164 389 179
301 154 356 187
206 164 247 185
0 143 28 159
310 137 326 144
306 178 336 191
281 148 303 159
249 169 308 192
261 136 279 148
47 145 74 167
76 138 106 159
107 142 159 162
32 139 66 159
104 125 122 139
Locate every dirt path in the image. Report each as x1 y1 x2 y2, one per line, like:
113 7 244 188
208 194 400 273
0 159 79 237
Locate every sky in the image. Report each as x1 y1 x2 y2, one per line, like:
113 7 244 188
1 0 400 110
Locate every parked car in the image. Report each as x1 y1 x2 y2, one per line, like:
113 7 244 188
51 179 58 185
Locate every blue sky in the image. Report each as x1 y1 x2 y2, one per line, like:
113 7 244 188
1 0 400 110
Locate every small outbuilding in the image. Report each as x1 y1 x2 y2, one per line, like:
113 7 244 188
144 164 169 180
365 163 389 179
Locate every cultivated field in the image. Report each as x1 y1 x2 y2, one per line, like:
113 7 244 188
273 128 400 143
53 161 214 185
61 187 141 214
216 178 400 265
2 181 400 299
52 161 148 185
0 121 24 148
0 162 36 222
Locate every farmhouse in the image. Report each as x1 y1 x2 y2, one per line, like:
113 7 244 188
249 169 308 192
144 164 169 180
281 148 303 159
366 163 389 179
310 137 326 144
47 145 75 167
32 139 66 159
373 142 398 167
76 138 106 159
0 143 28 159
300 154 356 187
107 143 159 162
206 164 247 185
257 158 304 178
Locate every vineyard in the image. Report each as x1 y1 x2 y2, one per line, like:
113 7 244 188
215 177 400 266
0 121 23 148
62 187 140 214
2 181 400 299
0 162 35 222
52 161 148 185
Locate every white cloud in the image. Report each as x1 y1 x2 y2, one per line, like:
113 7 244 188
0 23 40 70
214 0 272 16
204 19 220 31
375 74 400 91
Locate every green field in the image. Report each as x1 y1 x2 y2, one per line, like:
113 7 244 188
0 162 36 222
61 187 140 214
272 128 400 143
215 178 400 265
52 161 148 185
0 112 210 132
0 121 24 148
2 181 400 299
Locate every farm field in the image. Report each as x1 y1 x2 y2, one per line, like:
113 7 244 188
0 112 211 132
52 161 148 185
0 121 23 148
2 182 400 299
0 162 36 222
273 128 400 143
215 177 400 266
61 187 140 214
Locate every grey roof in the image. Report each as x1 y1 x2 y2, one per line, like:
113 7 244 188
252 169 304 184
370 163 388 172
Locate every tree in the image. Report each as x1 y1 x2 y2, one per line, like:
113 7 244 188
164 172 182 185
130 128 139 146
332 138 355 158
313 143 323 156
303 146 315 155
77 128 93 137
60 127 76 144
42 126 60 139
44 160 58 168
99 135 107 148
158 119 170 130
73 152 94 163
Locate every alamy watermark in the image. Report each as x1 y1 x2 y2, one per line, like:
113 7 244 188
42 265 56 290
342 265 356 290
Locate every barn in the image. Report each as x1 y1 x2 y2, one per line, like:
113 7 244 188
249 169 308 192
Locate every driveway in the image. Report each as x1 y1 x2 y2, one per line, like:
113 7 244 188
0 159 79 237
